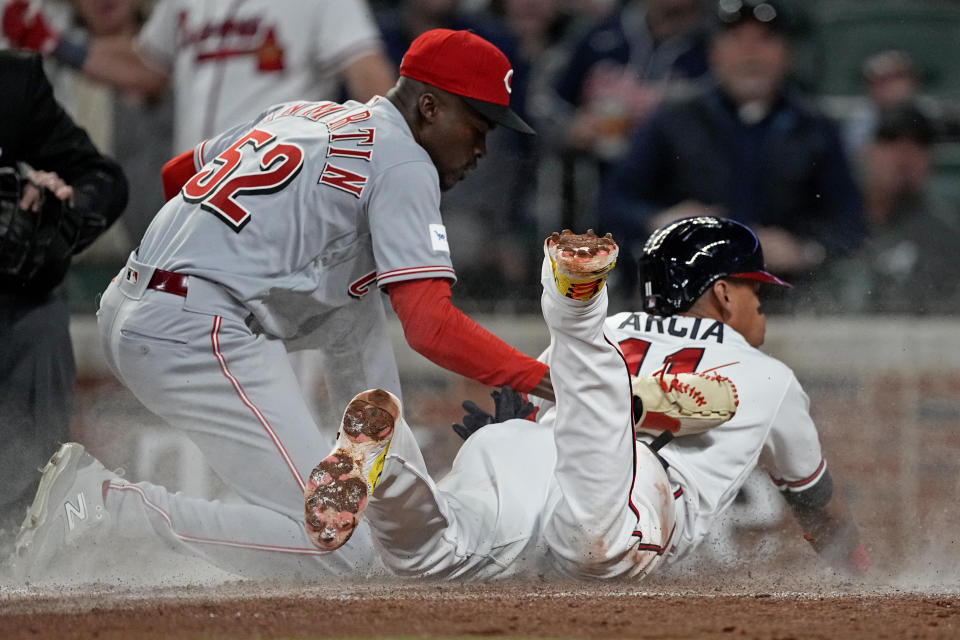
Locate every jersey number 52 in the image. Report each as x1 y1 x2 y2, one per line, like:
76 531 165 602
182 129 304 232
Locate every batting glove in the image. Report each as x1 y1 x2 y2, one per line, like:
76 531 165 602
452 386 535 441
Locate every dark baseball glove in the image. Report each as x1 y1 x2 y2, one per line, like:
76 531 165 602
0 166 79 286
0 167 36 277
452 385 535 441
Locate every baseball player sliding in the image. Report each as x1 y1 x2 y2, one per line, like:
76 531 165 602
7 29 552 581
305 219 870 580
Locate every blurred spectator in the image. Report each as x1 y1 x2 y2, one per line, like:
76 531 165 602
492 0 575 244
842 50 921 166
600 0 865 309
554 0 710 164
498 0 561 53
376 0 538 305
493 0 563 121
560 0 619 22
814 102 960 314
378 0 517 67
489 0 569 300
44 0 172 254
0 51 127 550
2 0 396 154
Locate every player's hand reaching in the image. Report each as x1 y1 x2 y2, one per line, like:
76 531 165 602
491 386 535 424
22 168 74 210
452 385 535 441
452 400 493 441
808 536 872 579
845 542 872 575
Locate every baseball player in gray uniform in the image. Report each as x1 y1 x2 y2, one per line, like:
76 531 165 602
7 29 552 581
302 219 870 581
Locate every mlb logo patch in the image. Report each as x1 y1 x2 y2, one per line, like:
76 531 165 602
429 224 449 253
125 267 139 284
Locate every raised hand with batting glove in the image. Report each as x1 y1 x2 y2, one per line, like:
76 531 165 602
452 385 535 440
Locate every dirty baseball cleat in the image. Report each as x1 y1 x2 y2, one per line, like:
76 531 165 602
304 389 398 551
8 442 115 582
545 229 619 301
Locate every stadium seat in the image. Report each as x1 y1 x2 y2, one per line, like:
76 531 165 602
802 1 960 97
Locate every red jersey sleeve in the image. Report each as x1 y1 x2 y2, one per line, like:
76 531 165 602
387 278 547 392
161 149 197 201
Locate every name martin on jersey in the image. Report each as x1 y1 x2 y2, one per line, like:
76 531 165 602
266 101 378 199
617 313 726 343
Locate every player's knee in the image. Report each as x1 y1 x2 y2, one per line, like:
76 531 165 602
547 539 662 581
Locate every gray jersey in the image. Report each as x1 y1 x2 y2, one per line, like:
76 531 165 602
138 96 456 341
96 99 454 579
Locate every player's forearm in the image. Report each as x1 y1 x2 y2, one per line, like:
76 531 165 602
527 369 557 402
784 471 869 574
342 50 397 101
793 499 860 561
83 36 169 97
389 278 548 393
528 369 554 402
406 307 548 393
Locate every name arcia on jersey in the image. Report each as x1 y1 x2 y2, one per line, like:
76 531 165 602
617 313 725 343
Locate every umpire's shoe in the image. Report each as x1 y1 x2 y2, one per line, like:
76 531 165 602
304 389 398 552
8 443 116 582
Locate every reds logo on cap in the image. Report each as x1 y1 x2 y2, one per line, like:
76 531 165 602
399 29 534 135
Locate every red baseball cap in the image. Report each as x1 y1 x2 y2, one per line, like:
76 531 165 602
399 28 535 135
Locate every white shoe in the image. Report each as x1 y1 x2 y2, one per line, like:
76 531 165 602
8 443 116 582
304 389 398 551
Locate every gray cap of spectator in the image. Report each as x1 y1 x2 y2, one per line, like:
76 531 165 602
874 102 936 147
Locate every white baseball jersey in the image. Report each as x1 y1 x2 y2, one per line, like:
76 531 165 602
354 260 828 581
137 96 456 342
603 311 825 559
137 0 384 153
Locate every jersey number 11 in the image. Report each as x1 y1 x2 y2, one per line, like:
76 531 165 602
619 339 705 375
